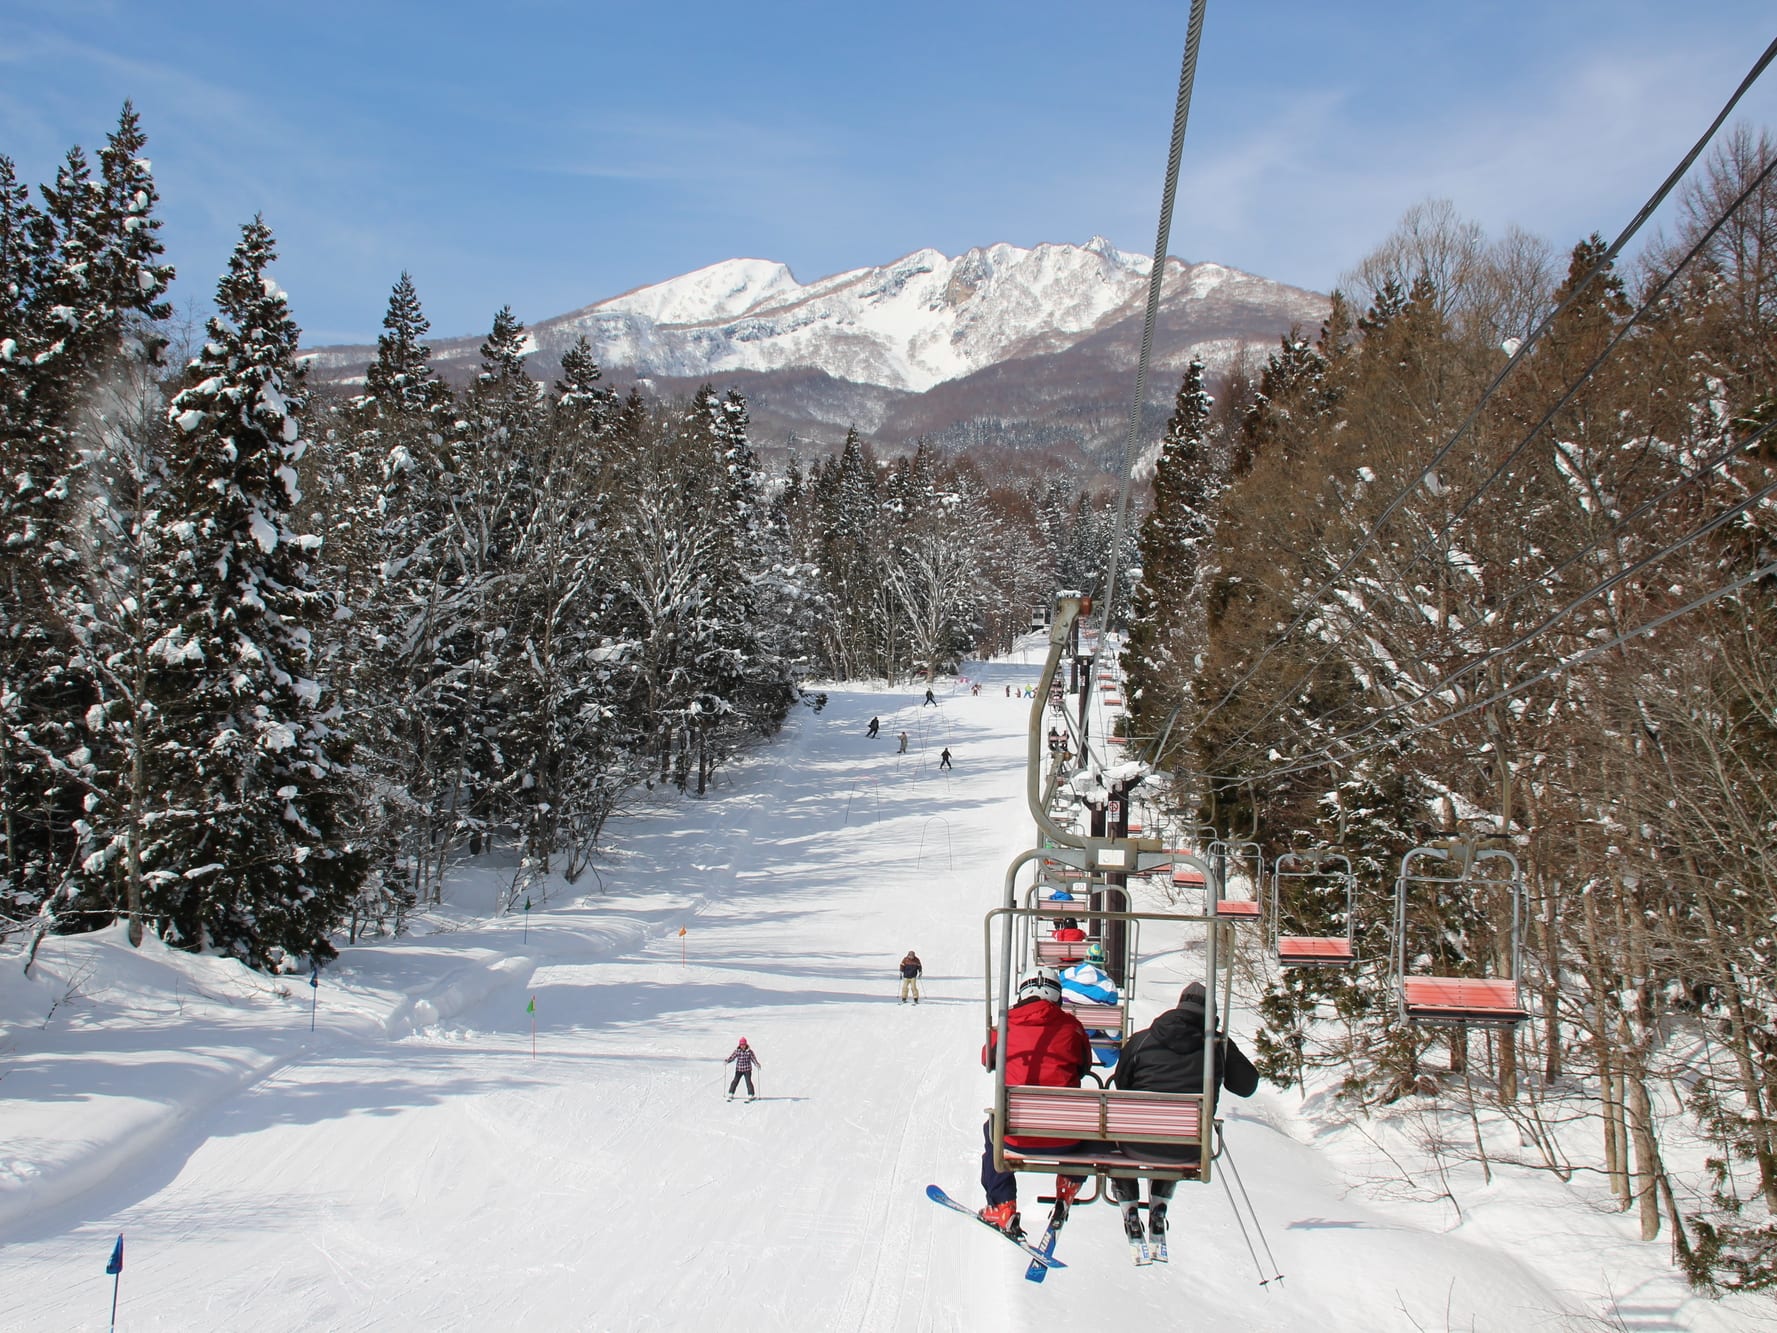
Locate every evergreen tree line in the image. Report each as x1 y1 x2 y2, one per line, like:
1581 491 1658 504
1122 132 1777 1288
0 107 1124 973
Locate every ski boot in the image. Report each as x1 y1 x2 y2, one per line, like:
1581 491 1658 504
978 1201 1024 1240
1050 1175 1083 1225
1121 1202 1146 1243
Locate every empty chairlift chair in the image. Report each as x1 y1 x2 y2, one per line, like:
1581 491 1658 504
1271 850 1357 967
1393 843 1529 1026
1207 839 1263 923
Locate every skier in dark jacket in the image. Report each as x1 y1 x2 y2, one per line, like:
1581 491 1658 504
724 1037 764 1101
1110 981 1257 1246
866 716 880 738
899 950 923 1003
923 686 937 706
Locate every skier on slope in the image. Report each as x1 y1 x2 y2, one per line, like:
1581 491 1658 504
899 950 923 1003
724 1037 764 1101
867 716 880 738
897 731 909 754
923 686 937 706
938 747 952 771
1109 982 1258 1249
977 969 1092 1239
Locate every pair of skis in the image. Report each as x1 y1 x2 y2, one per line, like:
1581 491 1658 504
1124 1211 1170 1266
929 1184 1174 1276
1127 1231 1170 1266
925 1186 1066 1278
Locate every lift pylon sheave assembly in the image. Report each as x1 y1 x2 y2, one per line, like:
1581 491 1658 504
1271 850 1357 967
985 595 1229 1186
1393 842 1529 1026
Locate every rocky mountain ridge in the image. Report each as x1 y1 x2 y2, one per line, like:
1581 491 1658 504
303 238 1328 471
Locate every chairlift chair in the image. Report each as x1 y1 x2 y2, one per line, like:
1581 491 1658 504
1393 843 1529 1026
1271 850 1357 967
987 862 1225 1187
1206 839 1264 923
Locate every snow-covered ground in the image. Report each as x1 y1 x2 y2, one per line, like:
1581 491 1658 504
0 647 1766 1331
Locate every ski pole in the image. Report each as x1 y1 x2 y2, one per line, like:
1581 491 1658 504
1219 1138 1283 1286
1223 1138 1282 1283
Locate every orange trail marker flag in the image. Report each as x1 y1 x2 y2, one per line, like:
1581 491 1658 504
679 926 688 966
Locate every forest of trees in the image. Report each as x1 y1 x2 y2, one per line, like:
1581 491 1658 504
1121 134 1777 1289
0 106 1126 972
8 100 1774 1291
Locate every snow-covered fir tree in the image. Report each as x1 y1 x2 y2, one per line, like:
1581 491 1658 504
153 216 362 966
1122 357 1216 753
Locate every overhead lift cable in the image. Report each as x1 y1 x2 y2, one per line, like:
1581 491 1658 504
1089 0 1208 684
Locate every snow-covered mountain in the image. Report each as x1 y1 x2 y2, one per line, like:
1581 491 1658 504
306 238 1328 462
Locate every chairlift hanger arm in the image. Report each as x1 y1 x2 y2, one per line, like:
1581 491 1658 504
1027 597 1092 849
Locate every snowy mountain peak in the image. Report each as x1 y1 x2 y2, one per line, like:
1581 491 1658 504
598 257 802 327
538 238 1317 395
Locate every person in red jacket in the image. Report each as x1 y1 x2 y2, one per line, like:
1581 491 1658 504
977 969 1092 1238
1051 917 1087 943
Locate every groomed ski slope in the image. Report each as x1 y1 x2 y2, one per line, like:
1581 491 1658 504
0 649 1762 1331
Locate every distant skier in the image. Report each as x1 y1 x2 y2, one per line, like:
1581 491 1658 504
897 731 909 754
1047 727 1062 753
724 1037 763 1101
923 687 937 706
939 747 952 771
899 950 923 1003
867 716 880 738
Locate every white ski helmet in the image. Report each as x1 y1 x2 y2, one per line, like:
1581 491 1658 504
1018 968 1063 1005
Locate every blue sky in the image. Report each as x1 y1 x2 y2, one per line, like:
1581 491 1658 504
3 1 1774 346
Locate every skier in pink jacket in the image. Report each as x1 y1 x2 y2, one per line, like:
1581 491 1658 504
724 1038 763 1101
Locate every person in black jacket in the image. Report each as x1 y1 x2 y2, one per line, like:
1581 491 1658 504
898 950 923 1003
1109 981 1258 1246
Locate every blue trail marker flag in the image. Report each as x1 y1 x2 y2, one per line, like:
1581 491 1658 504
106 1234 124 1274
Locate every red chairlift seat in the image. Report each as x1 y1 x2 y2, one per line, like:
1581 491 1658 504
1215 899 1261 920
1171 862 1206 888
1277 935 1355 965
1034 938 1092 966
1036 891 1083 913
1400 976 1527 1025
999 1085 1208 1181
